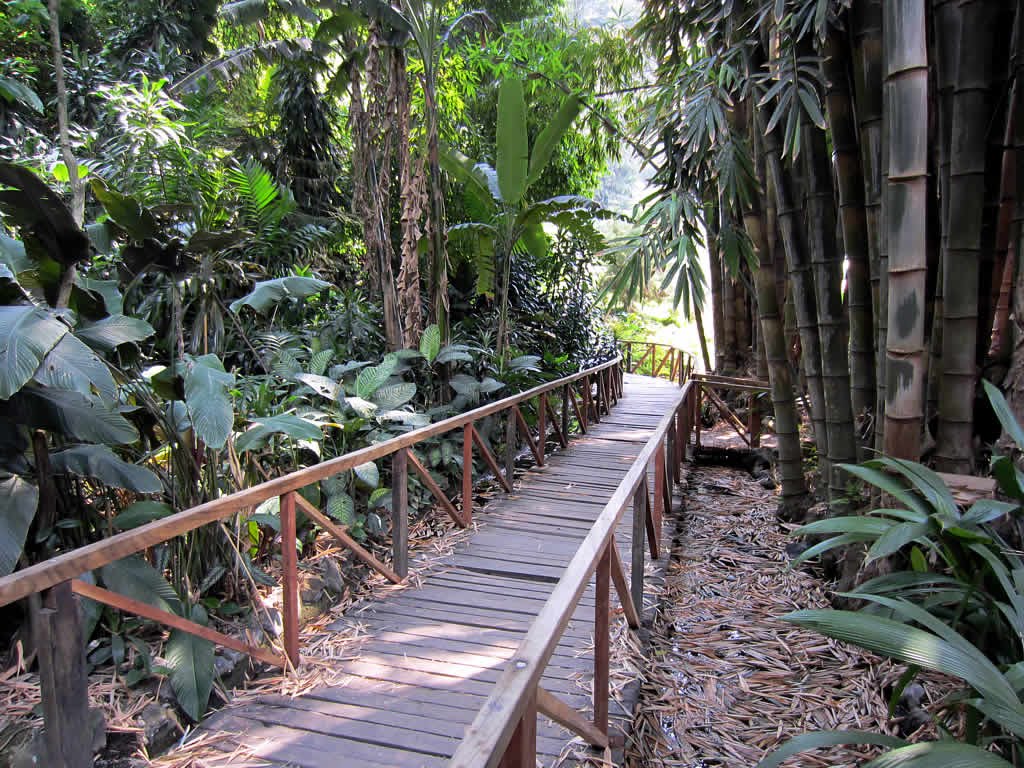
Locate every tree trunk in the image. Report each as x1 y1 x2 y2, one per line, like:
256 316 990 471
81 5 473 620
824 29 875 434
851 0 886 452
707 204 727 373
882 0 929 461
396 50 425 349
803 121 858 500
762 119 830 467
987 83 1018 362
935 0 998 472
423 78 450 345
721 255 738 371
49 0 84 309
745 138 807 504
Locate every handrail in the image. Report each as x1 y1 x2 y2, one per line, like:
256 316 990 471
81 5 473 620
617 338 695 383
449 375 697 767
0 355 622 609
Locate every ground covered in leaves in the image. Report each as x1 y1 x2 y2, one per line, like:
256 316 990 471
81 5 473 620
626 464 947 768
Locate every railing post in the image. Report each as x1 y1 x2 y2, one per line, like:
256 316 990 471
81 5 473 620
31 582 91 768
561 383 570 441
392 449 409 579
626 342 632 372
694 383 702 450
463 423 474 524
630 485 646 613
280 491 300 666
498 689 537 768
505 410 517 486
583 376 592 426
538 394 547 463
749 396 761 448
594 545 610 735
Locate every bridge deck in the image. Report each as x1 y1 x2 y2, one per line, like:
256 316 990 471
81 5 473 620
195 374 683 767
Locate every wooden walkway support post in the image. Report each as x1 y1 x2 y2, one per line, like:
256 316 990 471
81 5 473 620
280 491 300 666
538 394 547 462
630 485 646 613
463 423 474 524
498 689 537 768
392 449 409 578
505 411 517 484
594 546 610 735
32 582 91 768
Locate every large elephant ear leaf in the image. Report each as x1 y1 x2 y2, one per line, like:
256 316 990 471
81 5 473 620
75 314 156 353
0 475 37 576
355 354 398 398
165 603 215 722
0 305 69 400
371 382 416 411
0 162 90 265
183 354 235 449
100 555 182 615
229 276 333 314
496 77 528 206
526 92 581 189
33 333 117 404
419 324 441 363
50 444 162 493
13 385 139 444
89 178 160 242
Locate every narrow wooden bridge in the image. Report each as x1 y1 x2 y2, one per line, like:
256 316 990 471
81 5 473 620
1 342 745 768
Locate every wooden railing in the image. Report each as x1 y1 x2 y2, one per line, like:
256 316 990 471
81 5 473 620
0 356 624 768
617 338 694 384
691 372 771 449
449 369 699 767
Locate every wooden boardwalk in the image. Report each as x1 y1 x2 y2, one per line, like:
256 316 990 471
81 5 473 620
197 374 683 767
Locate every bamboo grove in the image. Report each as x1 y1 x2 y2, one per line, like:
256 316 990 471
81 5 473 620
628 0 1024 513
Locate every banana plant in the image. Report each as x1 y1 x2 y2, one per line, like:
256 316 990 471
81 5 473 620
442 77 615 357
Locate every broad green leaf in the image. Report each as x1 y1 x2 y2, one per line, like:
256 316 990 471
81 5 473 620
794 516 893 537
866 521 933 562
294 372 343 401
380 410 430 427
0 233 30 275
527 93 581 188
345 396 378 418
100 555 182 614
12 385 138 444
0 475 37 576
371 382 416 411
991 454 1024 500
420 324 441 363
112 501 174 530
496 78 528 205
51 444 161 493
90 179 159 241
839 463 929 518
235 413 323 453
308 349 334 376
449 373 481 396
984 379 1024 451
326 491 354 526
0 305 68 399
76 314 155 352
229 276 332 314
165 604 215 721
183 354 235 450
963 499 1018 525
354 461 379 489
0 75 43 113
355 355 397 398
33 333 117 405
790 532 889 568
435 344 473 364
784 609 1018 706
756 730 905 768
862 741 1013 768
439 145 497 210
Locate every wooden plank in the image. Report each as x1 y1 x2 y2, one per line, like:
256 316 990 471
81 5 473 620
293 494 401 584
72 580 285 667
32 583 91 768
545 393 568 448
630 485 645 619
498 689 537 768
594 546 610 735
703 385 751 445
